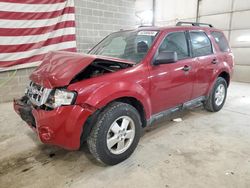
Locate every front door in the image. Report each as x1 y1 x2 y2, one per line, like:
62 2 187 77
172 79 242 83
149 31 195 114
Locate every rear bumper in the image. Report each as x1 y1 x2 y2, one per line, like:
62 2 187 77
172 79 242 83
13 97 94 150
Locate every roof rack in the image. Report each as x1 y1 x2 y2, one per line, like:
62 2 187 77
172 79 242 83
176 22 213 28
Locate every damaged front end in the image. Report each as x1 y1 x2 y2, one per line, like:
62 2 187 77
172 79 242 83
26 51 134 109
14 94 94 150
30 51 134 88
71 59 133 83
14 85 95 150
14 96 36 129
13 51 134 150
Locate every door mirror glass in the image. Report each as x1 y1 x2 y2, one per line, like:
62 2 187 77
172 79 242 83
153 51 177 65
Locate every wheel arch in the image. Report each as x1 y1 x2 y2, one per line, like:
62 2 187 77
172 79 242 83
80 96 149 143
113 97 147 128
78 81 152 144
207 70 230 96
218 71 230 87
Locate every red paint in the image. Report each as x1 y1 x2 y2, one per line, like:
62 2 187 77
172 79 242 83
14 99 94 150
2 0 67 4
0 35 76 53
30 51 135 88
14 26 234 150
0 7 75 20
0 48 76 67
32 105 93 150
0 21 75 37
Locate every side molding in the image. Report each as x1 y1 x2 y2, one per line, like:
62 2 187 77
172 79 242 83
147 96 206 126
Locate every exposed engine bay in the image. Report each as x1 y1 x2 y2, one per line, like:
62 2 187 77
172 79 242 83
71 59 133 83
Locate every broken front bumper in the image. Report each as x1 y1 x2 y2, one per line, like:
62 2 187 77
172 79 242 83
13 97 94 150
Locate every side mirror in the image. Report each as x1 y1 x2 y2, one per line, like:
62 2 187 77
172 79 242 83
153 51 178 65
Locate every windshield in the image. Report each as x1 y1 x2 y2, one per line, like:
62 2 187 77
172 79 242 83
89 30 158 63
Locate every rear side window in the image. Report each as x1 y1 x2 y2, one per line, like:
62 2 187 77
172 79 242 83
211 31 230 52
159 32 189 60
190 31 213 57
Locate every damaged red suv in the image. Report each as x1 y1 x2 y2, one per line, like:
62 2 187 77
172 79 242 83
14 22 234 165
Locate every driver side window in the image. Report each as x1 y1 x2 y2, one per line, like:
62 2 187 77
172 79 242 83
159 32 189 60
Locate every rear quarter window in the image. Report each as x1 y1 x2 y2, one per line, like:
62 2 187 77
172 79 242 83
211 31 230 52
190 31 213 57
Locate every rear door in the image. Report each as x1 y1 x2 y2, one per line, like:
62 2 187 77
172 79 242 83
149 31 195 114
188 31 217 98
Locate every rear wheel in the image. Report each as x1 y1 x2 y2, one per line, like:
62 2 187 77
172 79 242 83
87 102 142 165
204 77 227 112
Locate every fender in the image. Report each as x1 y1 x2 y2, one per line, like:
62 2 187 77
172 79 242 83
83 81 152 119
206 61 231 95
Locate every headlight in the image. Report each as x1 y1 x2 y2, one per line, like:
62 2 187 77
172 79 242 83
46 89 76 108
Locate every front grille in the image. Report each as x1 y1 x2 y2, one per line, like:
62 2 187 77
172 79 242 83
25 81 52 106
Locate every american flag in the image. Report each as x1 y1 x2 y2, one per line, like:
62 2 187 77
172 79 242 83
0 0 77 68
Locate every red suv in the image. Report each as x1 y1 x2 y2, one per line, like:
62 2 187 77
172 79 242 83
14 22 234 165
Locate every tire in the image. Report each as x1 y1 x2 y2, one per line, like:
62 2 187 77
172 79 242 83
204 77 227 112
87 102 142 165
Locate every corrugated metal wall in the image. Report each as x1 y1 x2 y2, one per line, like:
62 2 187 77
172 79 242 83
143 0 250 82
155 0 198 26
199 0 250 82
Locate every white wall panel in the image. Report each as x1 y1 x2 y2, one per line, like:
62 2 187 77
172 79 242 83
230 29 250 47
135 0 152 12
199 0 232 16
156 0 197 25
178 18 196 22
233 65 250 82
232 48 250 65
231 10 250 29
157 18 197 27
199 13 231 30
233 0 250 11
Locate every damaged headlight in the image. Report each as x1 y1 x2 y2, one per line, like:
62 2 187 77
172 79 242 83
46 89 77 108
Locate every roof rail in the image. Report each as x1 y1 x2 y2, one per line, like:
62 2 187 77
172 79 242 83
176 22 213 28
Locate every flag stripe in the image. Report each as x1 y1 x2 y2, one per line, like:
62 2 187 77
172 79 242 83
0 21 75 36
0 41 76 61
0 0 66 4
0 61 42 72
0 0 77 68
0 1 73 12
0 34 76 53
0 13 75 28
0 7 74 20
0 27 75 45
0 48 76 67
0 54 46 67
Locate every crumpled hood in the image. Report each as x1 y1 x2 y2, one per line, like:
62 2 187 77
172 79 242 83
30 51 134 88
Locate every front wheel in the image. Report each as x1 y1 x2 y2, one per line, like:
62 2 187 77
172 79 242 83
87 102 142 165
204 77 227 112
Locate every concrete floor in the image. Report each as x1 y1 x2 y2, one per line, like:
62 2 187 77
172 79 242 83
0 82 250 188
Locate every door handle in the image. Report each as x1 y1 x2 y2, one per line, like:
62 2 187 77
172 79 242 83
212 58 218 64
182 65 191 72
